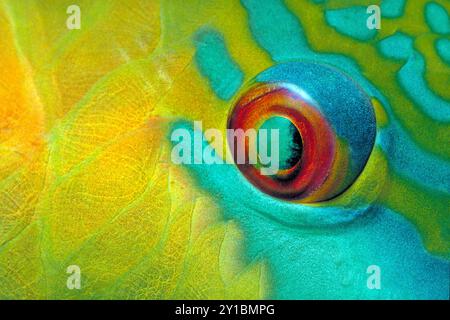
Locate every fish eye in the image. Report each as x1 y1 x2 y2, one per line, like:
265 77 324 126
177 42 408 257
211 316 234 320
227 61 376 203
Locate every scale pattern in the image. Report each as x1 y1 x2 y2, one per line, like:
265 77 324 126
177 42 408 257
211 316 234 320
0 0 448 299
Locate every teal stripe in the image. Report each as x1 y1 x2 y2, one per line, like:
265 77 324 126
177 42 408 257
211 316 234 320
378 32 450 122
398 52 450 122
425 2 450 35
240 0 450 191
168 122 449 299
381 0 406 18
325 6 377 41
194 28 244 101
436 38 450 65
241 0 312 61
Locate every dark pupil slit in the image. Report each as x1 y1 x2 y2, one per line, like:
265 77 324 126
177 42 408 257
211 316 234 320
287 123 303 169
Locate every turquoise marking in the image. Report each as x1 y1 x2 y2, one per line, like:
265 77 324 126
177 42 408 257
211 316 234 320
169 121 368 228
241 0 311 61
436 38 450 65
194 29 244 101
325 6 377 41
183 0 450 298
380 0 406 18
377 122 450 194
373 34 450 191
243 206 449 299
363 80 450 194
169 123 449 299
398 52 450 122
377 32 413 60
378 32 450 122
425 2 450 35
229 1 449 193
240 0 367 86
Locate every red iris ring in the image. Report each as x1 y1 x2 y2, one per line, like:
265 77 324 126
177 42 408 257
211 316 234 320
227 83 337 201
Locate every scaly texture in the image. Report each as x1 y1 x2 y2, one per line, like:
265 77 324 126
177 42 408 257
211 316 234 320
0 0 448 299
